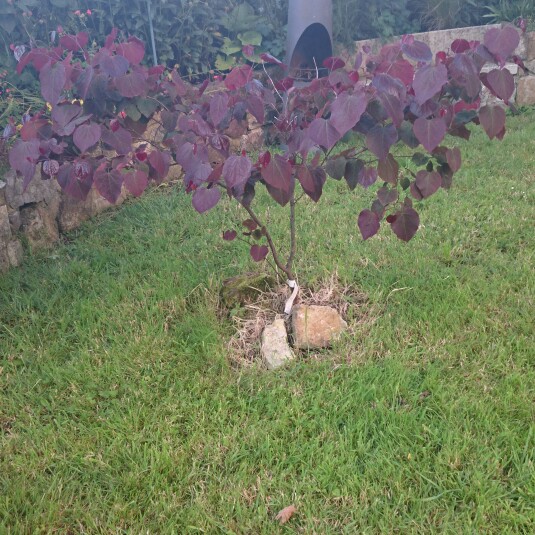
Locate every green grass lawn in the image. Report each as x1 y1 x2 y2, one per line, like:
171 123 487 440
1 111 534 534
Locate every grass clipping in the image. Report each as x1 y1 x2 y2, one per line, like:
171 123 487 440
226 274 375 367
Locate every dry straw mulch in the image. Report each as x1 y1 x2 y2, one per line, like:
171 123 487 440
225 273 378 367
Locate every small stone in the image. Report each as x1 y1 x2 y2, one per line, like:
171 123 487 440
291 305 348 349
6 240 23 267
0 205 12 241
261 318 296 370
517 75 535 106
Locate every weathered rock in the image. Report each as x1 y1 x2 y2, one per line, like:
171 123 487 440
527 31 535 61
261 318 296 370
20 199 60 249
6 240 23 267
0 205 12 241
291 305 348 349
220 272 276 308
517 75 535 106
58 186 127 232
4 169 61 210
8 209 21 232
0 245 9 273
0 180 6 206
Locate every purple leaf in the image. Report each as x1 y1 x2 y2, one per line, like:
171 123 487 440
479 105 506 140
247 95 265 125
223 230 237 241
225 65 253 90
115 70 147 98
223 155 253 189
296 165 326 202
415 170 442 198
451 39 470 53
116 37 145 65
8 139 40 190
378 92 405 127
446 147 462 173
330 91 368 136
73 123 101 154
358 167 378 188
192 187 221 213
94 165 123 204
484 24 520 59
75 66 94 100
377 154 399 184
148 150 171 182
390 207 420 241
60 32 88 51
486 68 515 102
413 117 447 152
308 118 343 150
210 92 230 126
366 124 398 160
51 104 83 136
377 186 399 206
42 160 60 177
123 170 149 197
260 53 285 66
326 157 347 180
40 61 66 105
358 210 380 240
100 126 132 155
261 154 293 192
413 63 448 105
402 40 432 63
101 54 129 77
344 159 365 190
250 245 269 262
57 162 94 201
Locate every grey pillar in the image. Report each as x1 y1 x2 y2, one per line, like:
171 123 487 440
286 0 333 79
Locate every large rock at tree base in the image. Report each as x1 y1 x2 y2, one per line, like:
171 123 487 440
516 75 535 106
220 271 276 308
261 318 296 370
291 305 348 349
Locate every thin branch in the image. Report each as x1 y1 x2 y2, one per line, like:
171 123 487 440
286 176 297 277
239 201 293 280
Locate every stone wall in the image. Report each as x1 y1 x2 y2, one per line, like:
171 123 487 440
0 168 130 272
345 24 535 106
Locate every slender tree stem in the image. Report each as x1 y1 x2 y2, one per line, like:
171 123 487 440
239 202 294 280
286 178 297 278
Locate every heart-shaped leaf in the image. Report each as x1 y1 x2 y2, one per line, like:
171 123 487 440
330 91 367 136
192 187 221 213
413 117 447 153
40 61 66 105
73 123 101 154
390 207 420 241
261 154 292 192
94 165 123 204
446 147 462 173
413 63 447 104
358 209 380 240
308 118 342 150
486 68 515 102
377 154 399 184
484 24 520 59
123 170 149 197
250 245 269 262
479 105 506 140
415 170 442 198
223 154 253 189
210 92 230 126
366 124 398 160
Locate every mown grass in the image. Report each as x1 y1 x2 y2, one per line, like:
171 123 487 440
1 111 534 534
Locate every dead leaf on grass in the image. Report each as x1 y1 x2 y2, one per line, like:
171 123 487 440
275 504 296 525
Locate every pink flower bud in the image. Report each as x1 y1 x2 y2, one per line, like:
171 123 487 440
74 10 81 16
86 9 92 15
